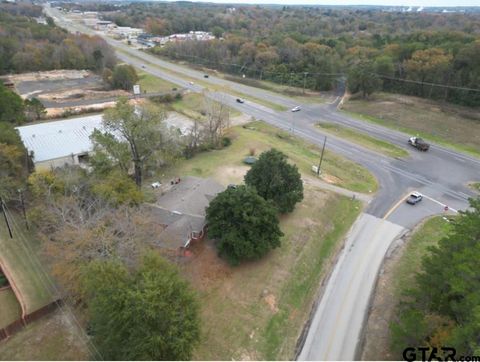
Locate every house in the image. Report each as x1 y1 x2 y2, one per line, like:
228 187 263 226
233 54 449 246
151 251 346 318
149 176 224 251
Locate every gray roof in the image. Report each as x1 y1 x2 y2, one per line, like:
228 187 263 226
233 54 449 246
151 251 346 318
150 176 224 249
16 114 104 163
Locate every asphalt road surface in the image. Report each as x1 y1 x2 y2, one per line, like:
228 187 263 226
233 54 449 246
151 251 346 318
45 5 480 360
298 213 406 360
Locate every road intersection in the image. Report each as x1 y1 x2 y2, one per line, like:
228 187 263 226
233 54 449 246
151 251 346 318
44 5 480 359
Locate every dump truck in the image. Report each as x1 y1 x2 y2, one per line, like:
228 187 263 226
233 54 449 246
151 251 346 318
408 136 430 151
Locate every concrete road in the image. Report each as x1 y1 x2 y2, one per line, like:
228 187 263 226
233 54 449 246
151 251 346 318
298 213 406 361
44 6 480 360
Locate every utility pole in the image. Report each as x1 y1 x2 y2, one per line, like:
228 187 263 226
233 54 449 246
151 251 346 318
18 189 28 230
303 72 308 94
317 136 327 176
0 197 13 239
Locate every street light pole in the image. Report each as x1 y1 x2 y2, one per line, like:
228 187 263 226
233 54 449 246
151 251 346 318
317 136 327 176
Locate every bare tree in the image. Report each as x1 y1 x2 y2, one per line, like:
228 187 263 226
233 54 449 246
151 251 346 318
203 93 230 148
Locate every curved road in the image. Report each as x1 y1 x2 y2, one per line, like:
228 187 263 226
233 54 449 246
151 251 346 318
45 5 480 360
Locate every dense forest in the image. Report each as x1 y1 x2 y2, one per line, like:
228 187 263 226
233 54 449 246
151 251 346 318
68 2 480 107
0 3 116 74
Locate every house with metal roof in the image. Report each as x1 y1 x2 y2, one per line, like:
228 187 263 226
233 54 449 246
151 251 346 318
15 114 105 171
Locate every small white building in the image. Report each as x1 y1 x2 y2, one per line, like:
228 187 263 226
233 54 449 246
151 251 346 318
16 114 105 171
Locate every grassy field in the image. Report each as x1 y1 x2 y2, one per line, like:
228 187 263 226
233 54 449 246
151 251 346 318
0 214 56 315
0 288 21 328
362 216 452 360
182 187 360 360
317 122 409 159
0 309 91 360
392 216 452 297
470 182 480 192
159 120 378 193
342 92 480 157
137 71 176 93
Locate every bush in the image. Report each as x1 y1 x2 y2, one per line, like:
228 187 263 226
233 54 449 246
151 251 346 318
222 136 232 147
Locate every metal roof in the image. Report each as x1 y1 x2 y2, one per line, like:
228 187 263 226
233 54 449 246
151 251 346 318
16 114 104 163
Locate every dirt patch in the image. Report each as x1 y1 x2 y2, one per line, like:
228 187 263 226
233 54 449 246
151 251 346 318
6 70 91 83
39 88 129 102
214 165 250 186
263 293 279 313
321 173 343 185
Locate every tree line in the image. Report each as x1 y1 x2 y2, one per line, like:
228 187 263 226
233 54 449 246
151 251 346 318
0 4 116 75
391 198 480 357
74 2 480 106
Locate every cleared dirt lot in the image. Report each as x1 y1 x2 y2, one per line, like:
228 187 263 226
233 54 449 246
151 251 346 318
343 92 480 155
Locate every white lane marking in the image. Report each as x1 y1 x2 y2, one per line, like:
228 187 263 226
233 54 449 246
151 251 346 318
422 194 459 213
454 156 466 163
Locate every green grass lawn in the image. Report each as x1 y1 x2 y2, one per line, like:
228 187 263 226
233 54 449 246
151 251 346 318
0 213 56 314
342 93 480 158
137 71 176 94
392 216 452 297
158 120 378 193
0 309 91 360
317 122 409 159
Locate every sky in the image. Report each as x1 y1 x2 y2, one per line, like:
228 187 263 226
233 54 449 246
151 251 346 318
171 0 480 6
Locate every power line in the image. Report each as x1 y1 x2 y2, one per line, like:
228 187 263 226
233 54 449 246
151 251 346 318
1 203 103 360
375 74 480 93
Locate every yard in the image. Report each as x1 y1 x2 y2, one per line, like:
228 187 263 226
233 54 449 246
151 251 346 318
342 92 480 157
0 309 91 360
182 186 360 360
152 118 371 359
137 71 176 94
161 120 378 193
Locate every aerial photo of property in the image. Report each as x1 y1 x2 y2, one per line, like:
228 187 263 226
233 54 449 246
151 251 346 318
0 0 479 360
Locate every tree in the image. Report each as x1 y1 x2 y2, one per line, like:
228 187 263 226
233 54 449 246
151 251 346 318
211 26 224 39
244 149 303 213
111 64 138 91
82 253 200 360
203 95 230 148
24 97 46 121
0 84 25 123
347 60 382 98
96 98 169 187
206 185 283 265
0 123 29 199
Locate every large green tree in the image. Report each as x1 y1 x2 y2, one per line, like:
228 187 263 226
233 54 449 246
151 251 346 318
347 60 382 98
244 149 303 213
82 253 200 360
206 185 283 265
94 98 171 187
111 64 139 91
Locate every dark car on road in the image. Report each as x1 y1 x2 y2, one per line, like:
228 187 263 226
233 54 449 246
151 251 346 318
236 98 245 103
204 74 209 78
406 192 423 205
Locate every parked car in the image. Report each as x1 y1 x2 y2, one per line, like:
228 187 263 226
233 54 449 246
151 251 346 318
141 64 146 69
406 192 423 205
204 74 209 78
189 81 194 85
291 106 301 112
236 98 245 103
